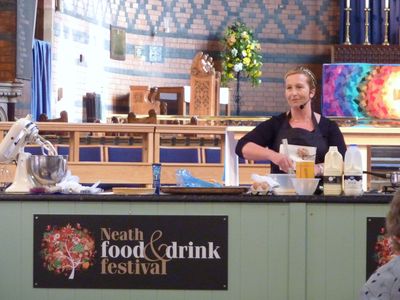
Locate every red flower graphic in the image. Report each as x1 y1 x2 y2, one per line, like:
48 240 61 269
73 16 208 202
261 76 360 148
374 227 398 267
41 223 95 279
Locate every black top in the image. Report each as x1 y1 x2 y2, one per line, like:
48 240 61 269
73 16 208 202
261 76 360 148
0 192 392 204
235 112 347 172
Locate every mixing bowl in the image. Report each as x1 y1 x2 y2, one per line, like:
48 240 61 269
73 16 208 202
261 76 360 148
268 173 296 195
28 155 68 186
290 178 320 195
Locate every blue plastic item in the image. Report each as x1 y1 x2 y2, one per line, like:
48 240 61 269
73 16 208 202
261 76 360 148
176 169 222 188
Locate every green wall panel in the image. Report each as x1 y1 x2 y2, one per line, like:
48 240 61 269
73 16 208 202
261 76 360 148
0 200 390 300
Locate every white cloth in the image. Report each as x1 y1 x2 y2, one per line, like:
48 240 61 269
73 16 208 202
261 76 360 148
251 174 279 189
56 170 103 194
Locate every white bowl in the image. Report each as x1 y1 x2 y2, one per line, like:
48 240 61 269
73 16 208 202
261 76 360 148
290 178 320 195
269 173 296 195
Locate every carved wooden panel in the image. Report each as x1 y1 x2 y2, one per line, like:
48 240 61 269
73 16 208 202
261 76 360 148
331 45 400 63
189 77 217 116
189 51 220 116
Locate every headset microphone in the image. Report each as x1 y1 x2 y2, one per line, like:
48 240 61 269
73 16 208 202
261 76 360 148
299 99 310 110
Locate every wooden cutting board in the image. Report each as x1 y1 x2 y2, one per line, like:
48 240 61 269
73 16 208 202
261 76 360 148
112 187 155 195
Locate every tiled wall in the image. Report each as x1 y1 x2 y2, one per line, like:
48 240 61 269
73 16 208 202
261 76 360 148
20 0 340 121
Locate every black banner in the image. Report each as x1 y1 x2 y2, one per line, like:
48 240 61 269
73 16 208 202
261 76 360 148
34 215 228 290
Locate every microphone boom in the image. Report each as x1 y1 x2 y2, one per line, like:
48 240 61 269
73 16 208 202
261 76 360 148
299 99 310 110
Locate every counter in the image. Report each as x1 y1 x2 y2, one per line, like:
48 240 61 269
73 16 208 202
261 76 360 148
0 192 393 203
0 192 393 300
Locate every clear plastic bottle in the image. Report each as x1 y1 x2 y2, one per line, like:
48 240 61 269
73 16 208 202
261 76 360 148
343 144 363 196
323 146 343 195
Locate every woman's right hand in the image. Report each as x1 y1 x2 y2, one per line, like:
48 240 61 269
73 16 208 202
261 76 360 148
241 143 294 172
271 152 293 173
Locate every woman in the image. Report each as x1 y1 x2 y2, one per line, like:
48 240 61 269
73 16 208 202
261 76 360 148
235 66 346 176
359 190 400 299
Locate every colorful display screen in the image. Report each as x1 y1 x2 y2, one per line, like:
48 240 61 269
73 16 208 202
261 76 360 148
322 64 400 119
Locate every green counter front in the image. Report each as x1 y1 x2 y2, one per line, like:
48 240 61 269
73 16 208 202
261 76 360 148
0 193 392 300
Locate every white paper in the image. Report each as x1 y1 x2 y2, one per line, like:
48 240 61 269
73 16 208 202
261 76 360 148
224 130 239 186
279 143 316 163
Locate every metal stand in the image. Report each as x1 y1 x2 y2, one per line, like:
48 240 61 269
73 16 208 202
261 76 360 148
234 72 241 116
344 7 352 45
382 7 390 46
363 7 371 45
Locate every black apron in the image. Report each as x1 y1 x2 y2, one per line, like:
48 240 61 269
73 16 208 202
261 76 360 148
271 112 329 173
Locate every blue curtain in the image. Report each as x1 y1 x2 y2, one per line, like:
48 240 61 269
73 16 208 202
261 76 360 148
31 39 52 121
339 0 400 45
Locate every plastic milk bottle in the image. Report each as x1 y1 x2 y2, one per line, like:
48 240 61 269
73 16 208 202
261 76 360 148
343 145 363 196
323 146 343 195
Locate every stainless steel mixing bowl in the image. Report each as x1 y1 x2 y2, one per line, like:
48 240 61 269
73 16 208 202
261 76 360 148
28 155 68 186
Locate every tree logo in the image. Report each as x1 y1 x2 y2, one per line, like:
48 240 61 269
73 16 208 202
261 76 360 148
40 223 96 279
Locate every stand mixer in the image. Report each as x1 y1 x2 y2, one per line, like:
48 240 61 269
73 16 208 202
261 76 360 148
0 115 67 193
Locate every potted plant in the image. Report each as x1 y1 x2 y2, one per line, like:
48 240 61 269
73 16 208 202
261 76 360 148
221 21 263 115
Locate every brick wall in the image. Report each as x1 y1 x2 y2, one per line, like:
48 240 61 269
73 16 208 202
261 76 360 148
50 0 339 121
0 0 16 81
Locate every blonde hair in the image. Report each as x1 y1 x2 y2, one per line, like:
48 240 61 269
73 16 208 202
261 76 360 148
386 190 400 251
285 66 317 91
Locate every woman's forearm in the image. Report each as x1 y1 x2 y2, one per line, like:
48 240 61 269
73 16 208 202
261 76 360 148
242 142 273 160
242 142 293 172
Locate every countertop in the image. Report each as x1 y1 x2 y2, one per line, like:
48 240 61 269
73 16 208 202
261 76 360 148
0 192 393 204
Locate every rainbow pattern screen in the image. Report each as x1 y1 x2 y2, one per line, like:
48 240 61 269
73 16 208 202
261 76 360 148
322 64 400 119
